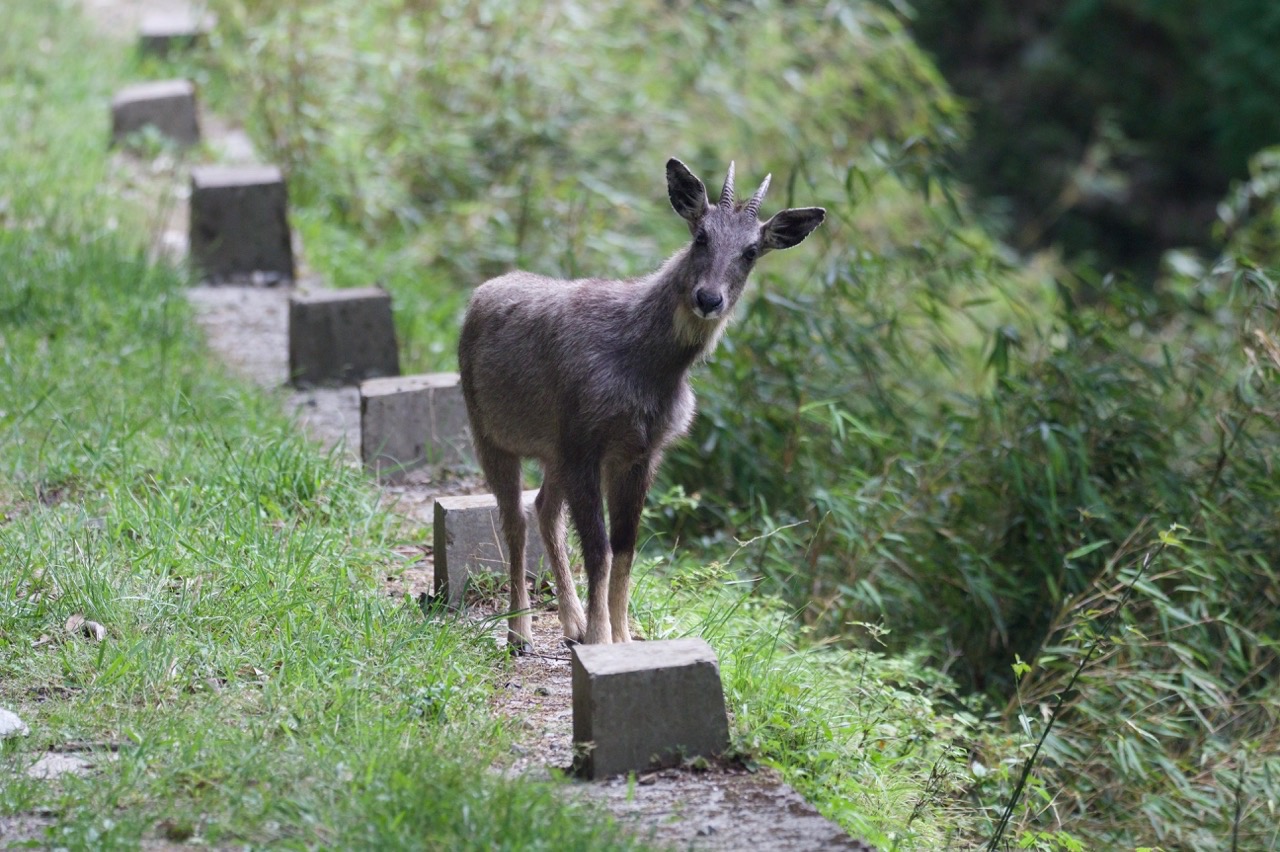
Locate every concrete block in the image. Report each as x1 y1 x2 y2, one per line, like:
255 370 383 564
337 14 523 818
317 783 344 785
288 287 400 386
189 165 294 284
139 10 212 56
361 373 473 479
572 638 730 779
110 80 200 148
433 491 546 606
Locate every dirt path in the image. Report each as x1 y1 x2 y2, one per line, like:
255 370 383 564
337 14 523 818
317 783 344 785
62 4 874 849
183 270 867 852
194 298 870 844
184 259 867 852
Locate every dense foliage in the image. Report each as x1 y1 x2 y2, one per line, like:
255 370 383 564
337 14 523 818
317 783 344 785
903 0 1280 273
205 0 1280 846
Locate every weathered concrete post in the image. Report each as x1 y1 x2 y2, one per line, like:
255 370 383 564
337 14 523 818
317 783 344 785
360 373 473 479
111 80 200 148
572 638 731 779
139 10 212 56
288 287 400 387
189 165 294 284
433 491 546 606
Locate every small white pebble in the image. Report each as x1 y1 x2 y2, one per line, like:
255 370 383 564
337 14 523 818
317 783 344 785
0 707 30 739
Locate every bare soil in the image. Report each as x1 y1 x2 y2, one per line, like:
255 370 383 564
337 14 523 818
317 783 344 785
0 813 55 850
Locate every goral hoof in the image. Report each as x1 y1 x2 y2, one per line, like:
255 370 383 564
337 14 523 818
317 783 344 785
507 633 534 657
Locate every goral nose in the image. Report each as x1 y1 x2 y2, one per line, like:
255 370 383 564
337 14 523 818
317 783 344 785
694 288 724 314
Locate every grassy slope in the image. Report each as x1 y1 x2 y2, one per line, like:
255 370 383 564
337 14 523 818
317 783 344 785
0 4 634 849
629 559 985 848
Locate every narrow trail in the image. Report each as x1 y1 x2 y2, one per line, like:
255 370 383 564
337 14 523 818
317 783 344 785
83 4 872 848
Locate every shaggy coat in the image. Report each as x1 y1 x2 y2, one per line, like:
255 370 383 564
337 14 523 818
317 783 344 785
459 159 825 650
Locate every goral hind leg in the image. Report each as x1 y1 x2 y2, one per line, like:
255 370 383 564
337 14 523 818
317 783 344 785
475 438 532 654
536 470 586 644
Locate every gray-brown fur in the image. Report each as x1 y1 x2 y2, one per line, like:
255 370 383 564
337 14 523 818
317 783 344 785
459 159 825 651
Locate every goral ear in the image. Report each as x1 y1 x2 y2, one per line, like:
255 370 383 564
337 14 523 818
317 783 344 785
667 158 711 229
761 207 826 252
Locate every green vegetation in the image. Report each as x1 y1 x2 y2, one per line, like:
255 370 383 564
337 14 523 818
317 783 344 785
632 552 982 848
0 4 634 848
205 0 1280 847
5 0 1280 849
905 0 1280 273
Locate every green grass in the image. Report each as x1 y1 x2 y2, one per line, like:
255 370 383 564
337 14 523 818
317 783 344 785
0 3 1002 846
12 1 1277 849
627 541 985 849
0 233 637 849
0 4 635 848
196 0 1280 845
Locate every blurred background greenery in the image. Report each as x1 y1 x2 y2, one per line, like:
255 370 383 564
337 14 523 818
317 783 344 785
201 0 1280 846
908 0 1280 277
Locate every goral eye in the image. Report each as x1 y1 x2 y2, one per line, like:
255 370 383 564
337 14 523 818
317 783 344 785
742 245 759 262
694 230 708 247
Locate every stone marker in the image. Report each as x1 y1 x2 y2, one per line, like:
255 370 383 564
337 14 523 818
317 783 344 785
139 10 211 56
288 287 400 386
361 373 472 479
110 80 200 148
572 638 730 780
27 753 93 780
433 491 546 606
189 165 293 284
